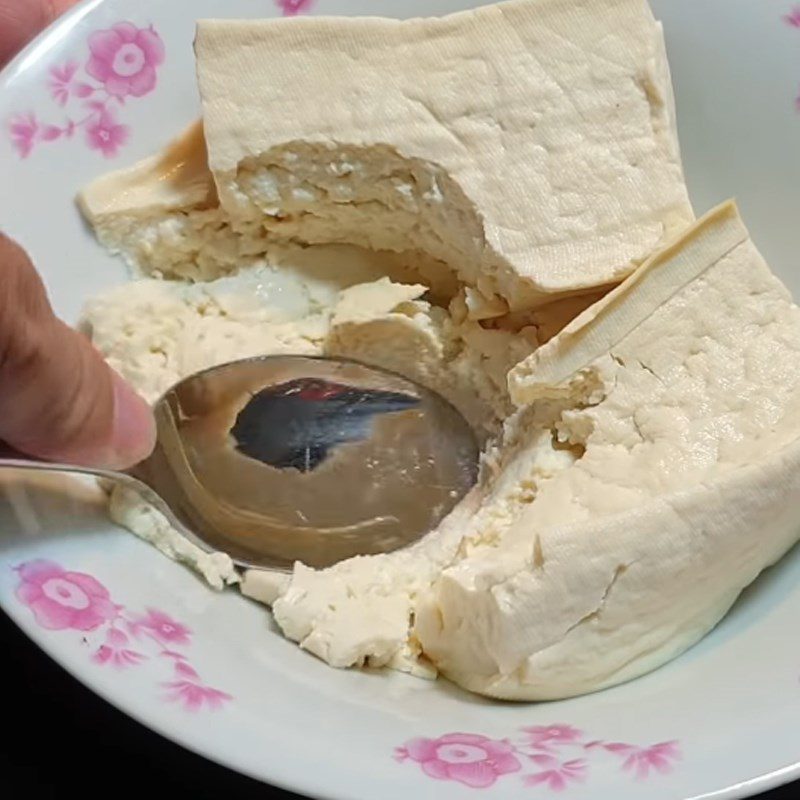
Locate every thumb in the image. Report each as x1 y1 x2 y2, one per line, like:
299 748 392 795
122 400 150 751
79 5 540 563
0 0 80 68
0 233 155 469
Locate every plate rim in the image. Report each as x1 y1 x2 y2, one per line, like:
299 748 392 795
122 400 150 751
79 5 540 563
2 1 800 798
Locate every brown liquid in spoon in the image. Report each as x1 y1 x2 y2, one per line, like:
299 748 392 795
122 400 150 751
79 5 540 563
137 357 478 569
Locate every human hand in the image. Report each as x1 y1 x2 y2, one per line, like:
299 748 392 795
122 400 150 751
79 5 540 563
0 235 155 468
0 0 79 68
0 1 154 468
1 1 155 469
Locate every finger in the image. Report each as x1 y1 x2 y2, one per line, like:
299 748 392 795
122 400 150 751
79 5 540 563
0 0 80 68
0 233 155 469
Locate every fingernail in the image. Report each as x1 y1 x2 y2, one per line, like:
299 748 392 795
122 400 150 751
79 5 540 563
108 371 156 469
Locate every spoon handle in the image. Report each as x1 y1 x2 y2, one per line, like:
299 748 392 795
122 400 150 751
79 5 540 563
0 444 120 482
0 445 213 560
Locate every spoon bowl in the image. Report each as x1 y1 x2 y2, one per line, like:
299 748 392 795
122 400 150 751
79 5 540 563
0 356 480 571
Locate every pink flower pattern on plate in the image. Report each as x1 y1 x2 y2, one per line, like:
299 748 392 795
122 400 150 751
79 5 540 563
92 627 146 669
588 740 682 780
786 6 800 110
523 724 583 751
85 109 129 158
13 560 230 712
9 114 41 158
162 680 233 712
7 21 164 158
86 22 164 98
785 6 800 27
396 725 680 791
15 560 117 631
395 733 521 788
523 755 587 791
48 61 81 106
277 0 315 15
130 608 191 645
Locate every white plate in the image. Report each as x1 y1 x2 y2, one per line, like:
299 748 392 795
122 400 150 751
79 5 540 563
1 1 800 798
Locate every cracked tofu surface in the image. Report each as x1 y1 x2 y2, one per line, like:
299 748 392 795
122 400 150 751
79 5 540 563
412 203 800 698
271 203 800 698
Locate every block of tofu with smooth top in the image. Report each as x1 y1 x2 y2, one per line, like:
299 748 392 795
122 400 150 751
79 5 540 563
194 0 694 309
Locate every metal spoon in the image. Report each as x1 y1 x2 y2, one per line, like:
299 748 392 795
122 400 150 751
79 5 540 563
0 356 479 571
